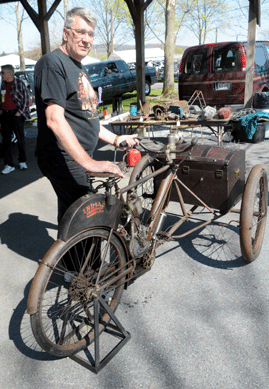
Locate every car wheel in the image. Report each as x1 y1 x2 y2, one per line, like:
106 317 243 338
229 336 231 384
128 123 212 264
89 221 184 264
145 81 151 96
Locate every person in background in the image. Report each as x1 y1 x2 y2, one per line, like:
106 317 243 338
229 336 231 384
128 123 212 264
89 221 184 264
0 64 30 174
34 7 138 225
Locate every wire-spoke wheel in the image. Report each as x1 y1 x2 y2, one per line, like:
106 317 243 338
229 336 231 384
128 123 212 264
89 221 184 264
128 154 156 224
240 165 268 262
30 228 126 357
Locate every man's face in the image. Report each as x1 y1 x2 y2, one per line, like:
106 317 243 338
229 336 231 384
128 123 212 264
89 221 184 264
1 69 12 82
63 15 94 62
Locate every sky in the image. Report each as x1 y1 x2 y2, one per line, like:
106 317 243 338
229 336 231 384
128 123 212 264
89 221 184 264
0 0 268 56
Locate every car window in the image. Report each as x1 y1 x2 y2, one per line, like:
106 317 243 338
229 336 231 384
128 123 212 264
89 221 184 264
106 63 119 74
212 46 240 72
16 73 27 83
27 71 34 90
184 49 208 74
85 64 103 78
255 45 268 74
15 71 34 91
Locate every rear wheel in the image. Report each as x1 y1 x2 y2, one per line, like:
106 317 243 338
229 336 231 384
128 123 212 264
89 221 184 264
30 228 126 357
240 165 268 262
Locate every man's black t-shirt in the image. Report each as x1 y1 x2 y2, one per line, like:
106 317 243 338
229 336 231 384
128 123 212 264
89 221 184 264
35 48 100 157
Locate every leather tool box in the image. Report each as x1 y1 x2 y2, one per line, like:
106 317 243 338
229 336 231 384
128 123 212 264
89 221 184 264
154 144 246 213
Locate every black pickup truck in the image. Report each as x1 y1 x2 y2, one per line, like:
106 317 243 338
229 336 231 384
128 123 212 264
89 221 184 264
84 59 158 101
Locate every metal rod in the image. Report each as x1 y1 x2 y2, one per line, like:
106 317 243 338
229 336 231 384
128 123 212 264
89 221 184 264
96 267 134 294
119 164 170 196
174 177 215 214
148 171 175 230
174 179 188 218
95 228 114 286
171 219 213 239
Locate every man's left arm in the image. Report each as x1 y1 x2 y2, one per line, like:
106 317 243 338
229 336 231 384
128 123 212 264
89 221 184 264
99 124 139 148
14 79 30 118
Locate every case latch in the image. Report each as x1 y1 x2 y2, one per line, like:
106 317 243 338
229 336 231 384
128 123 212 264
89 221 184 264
234 168 240 179
182 166 190 174
215 170 223 179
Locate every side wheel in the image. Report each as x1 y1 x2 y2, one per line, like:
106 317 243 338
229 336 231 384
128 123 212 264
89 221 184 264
30 228 127 357
145 81 151 96
128 154 155 223
240 164 268 262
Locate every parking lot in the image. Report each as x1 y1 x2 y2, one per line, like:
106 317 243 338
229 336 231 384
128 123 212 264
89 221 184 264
1 122 269 389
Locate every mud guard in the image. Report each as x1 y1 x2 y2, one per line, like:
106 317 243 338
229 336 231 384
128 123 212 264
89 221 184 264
58 193 124 242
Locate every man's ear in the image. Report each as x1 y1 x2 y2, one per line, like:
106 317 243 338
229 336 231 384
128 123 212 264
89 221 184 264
63 27 69 42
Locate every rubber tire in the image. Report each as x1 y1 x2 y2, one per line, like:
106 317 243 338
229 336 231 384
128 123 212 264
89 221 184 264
30 228 126 357
240 165 268 262
145 81 151 96
128 154 156 216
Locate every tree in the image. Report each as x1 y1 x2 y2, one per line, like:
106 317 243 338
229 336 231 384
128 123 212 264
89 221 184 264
162 0 176 96
15 2 25 70
184 0 228 45
77 0 131 57
145 0 194 97
0 1 29 69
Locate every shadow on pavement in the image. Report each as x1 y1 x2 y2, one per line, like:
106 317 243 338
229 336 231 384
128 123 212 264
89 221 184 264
9 280 60 361
0 212 56 262
157 213 248 269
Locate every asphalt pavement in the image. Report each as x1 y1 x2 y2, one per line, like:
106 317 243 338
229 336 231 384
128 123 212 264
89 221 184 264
1 121 269 389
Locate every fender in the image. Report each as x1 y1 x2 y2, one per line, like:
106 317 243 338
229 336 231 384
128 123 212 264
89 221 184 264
27 193 127 315
27 240 66 314
58 193 124 242
27 232 131 316
27 228 130 315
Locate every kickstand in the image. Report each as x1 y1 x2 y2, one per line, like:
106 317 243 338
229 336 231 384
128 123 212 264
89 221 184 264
70 296 131 374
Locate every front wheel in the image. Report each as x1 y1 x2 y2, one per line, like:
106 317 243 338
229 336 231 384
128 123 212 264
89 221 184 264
30 228 127 357
240 165 268 262
128 154 156 223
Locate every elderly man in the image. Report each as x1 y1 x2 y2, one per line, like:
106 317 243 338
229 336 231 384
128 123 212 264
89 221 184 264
0 64 30 174
35 7 138 224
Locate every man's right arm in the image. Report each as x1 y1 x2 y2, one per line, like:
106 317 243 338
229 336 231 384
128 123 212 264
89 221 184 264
45 102 124 177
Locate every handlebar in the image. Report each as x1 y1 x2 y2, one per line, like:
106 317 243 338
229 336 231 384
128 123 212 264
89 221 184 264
119 137 166 154
120 135 199 155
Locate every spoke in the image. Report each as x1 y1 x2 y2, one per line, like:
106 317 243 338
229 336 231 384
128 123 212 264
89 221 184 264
58 298 72 345
79 240 97 274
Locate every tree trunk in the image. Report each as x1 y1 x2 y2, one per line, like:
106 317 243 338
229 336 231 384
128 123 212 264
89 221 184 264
16 2 25 70
64 0 69 18
110 8 114 56
162 0 175 97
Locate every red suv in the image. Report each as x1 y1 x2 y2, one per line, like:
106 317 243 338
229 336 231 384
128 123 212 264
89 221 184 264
178 41 269 106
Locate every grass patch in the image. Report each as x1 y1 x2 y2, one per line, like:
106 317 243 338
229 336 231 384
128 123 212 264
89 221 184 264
100 89 175 114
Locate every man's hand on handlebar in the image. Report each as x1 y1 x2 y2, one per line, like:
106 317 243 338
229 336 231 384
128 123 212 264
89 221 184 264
115 134 139 149
88 160 125 178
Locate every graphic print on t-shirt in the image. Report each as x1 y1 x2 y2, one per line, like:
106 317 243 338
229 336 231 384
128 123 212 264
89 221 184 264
77 72 98 114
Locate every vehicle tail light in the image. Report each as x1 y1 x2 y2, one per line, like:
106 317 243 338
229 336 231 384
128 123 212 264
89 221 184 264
179 61 183 74
240 55 246 70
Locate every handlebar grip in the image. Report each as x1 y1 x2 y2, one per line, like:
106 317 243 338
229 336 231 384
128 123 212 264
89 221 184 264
119 140 128 148
119 137 141 148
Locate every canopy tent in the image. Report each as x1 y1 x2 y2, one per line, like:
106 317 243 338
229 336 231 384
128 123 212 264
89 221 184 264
113 48 164 64
81 56 101 65
0 54 36 69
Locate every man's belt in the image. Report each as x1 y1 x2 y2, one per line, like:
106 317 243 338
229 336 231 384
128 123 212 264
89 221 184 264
3 109 18 115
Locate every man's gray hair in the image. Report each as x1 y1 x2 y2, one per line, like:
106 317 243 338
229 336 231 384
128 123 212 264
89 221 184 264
1 64 14 74
64 7 97 29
